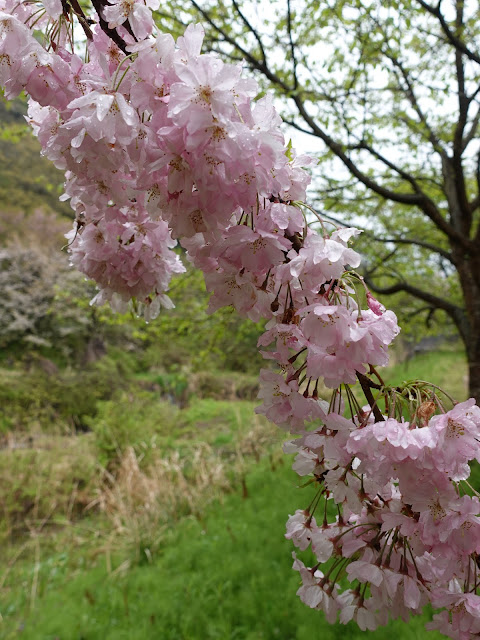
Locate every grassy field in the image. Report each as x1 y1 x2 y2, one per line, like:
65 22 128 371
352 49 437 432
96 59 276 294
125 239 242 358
1 460 445 640
0 348 468 639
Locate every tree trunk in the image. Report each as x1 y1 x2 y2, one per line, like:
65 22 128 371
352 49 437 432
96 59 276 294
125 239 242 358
469 356 480 404
466 306 480 403
453 251 480 404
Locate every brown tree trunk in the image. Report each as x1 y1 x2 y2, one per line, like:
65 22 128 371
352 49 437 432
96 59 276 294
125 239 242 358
469 357 480 404
466 321 480 403
453 252 480 404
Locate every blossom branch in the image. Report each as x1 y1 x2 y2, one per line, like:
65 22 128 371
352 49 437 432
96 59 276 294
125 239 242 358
356 371 384 422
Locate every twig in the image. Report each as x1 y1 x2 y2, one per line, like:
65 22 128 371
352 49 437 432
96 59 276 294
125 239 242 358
356 371 384 422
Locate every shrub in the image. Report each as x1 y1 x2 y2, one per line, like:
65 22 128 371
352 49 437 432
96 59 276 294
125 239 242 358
87 391 179 469
0 353 135 435
189 370 259 401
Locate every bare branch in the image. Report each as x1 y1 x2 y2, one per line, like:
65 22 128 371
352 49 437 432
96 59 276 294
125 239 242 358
383 49 446 156
289 94 474 250
474 150 480 237
356 372 384 422
445 0 472 232
286 0 298 90
462 103 480 152
354 140 428 194
155 10 190 31
90 0 129 53
404 305 435 319
65 0 93 40
364 247 400 279
477 150 480 208
189 0 292 93
231 0 267 66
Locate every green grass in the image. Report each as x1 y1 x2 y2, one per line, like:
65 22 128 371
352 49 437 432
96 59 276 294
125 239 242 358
179 398 258 433
0 460 444 640
88 394 268 468
0 349 469 639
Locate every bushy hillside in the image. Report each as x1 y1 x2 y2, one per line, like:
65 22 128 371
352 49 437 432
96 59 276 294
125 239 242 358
0 97 72 217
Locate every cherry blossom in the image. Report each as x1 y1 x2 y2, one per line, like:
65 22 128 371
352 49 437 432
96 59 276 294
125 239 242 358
103 0 159 41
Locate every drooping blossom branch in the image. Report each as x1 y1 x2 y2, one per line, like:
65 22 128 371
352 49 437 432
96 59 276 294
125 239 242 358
1 2 480 637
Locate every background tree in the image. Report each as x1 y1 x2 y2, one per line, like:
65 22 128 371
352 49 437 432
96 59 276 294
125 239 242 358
152 0 480 401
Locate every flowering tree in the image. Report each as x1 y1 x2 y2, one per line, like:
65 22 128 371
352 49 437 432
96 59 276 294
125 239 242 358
158 0 480 403
2 1 480 636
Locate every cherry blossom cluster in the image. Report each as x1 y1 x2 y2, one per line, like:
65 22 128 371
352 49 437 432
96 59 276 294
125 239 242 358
0 0 307 316
1 2 480 637
285 398 480 637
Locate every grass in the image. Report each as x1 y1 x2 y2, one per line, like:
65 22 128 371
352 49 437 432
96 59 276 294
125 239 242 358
0 395 279 557
1 459 444 640
0 348 470 639
0 433 98 543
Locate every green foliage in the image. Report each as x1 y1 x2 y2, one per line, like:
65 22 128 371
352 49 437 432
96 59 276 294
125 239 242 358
87 391 179 468
0 353 135 435
132 265 266 375
0 209 101 360
0 206 264 376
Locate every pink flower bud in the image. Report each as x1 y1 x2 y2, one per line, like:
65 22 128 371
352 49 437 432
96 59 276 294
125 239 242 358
366 291 385 316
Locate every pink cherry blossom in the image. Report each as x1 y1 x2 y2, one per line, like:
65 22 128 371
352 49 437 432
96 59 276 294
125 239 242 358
103 0 159 41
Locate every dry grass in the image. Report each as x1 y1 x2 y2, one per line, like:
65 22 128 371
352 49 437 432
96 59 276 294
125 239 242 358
96 444 228 567
94 416 281 568
0 406 282 602
0 433 98 544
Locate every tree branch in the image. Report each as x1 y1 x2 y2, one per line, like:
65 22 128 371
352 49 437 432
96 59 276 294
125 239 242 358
289 94 473 250
354 140 428 194
364 248 401 279
383 49 446 156
286 0 298 91
356 372 384 422
373 236 454 263
65 0 93 40
365 278 463 319
231 0 267 66
189 0 292 93
448 0 472 232
462 104 480 152
415 0 480 65
90 0 129 54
